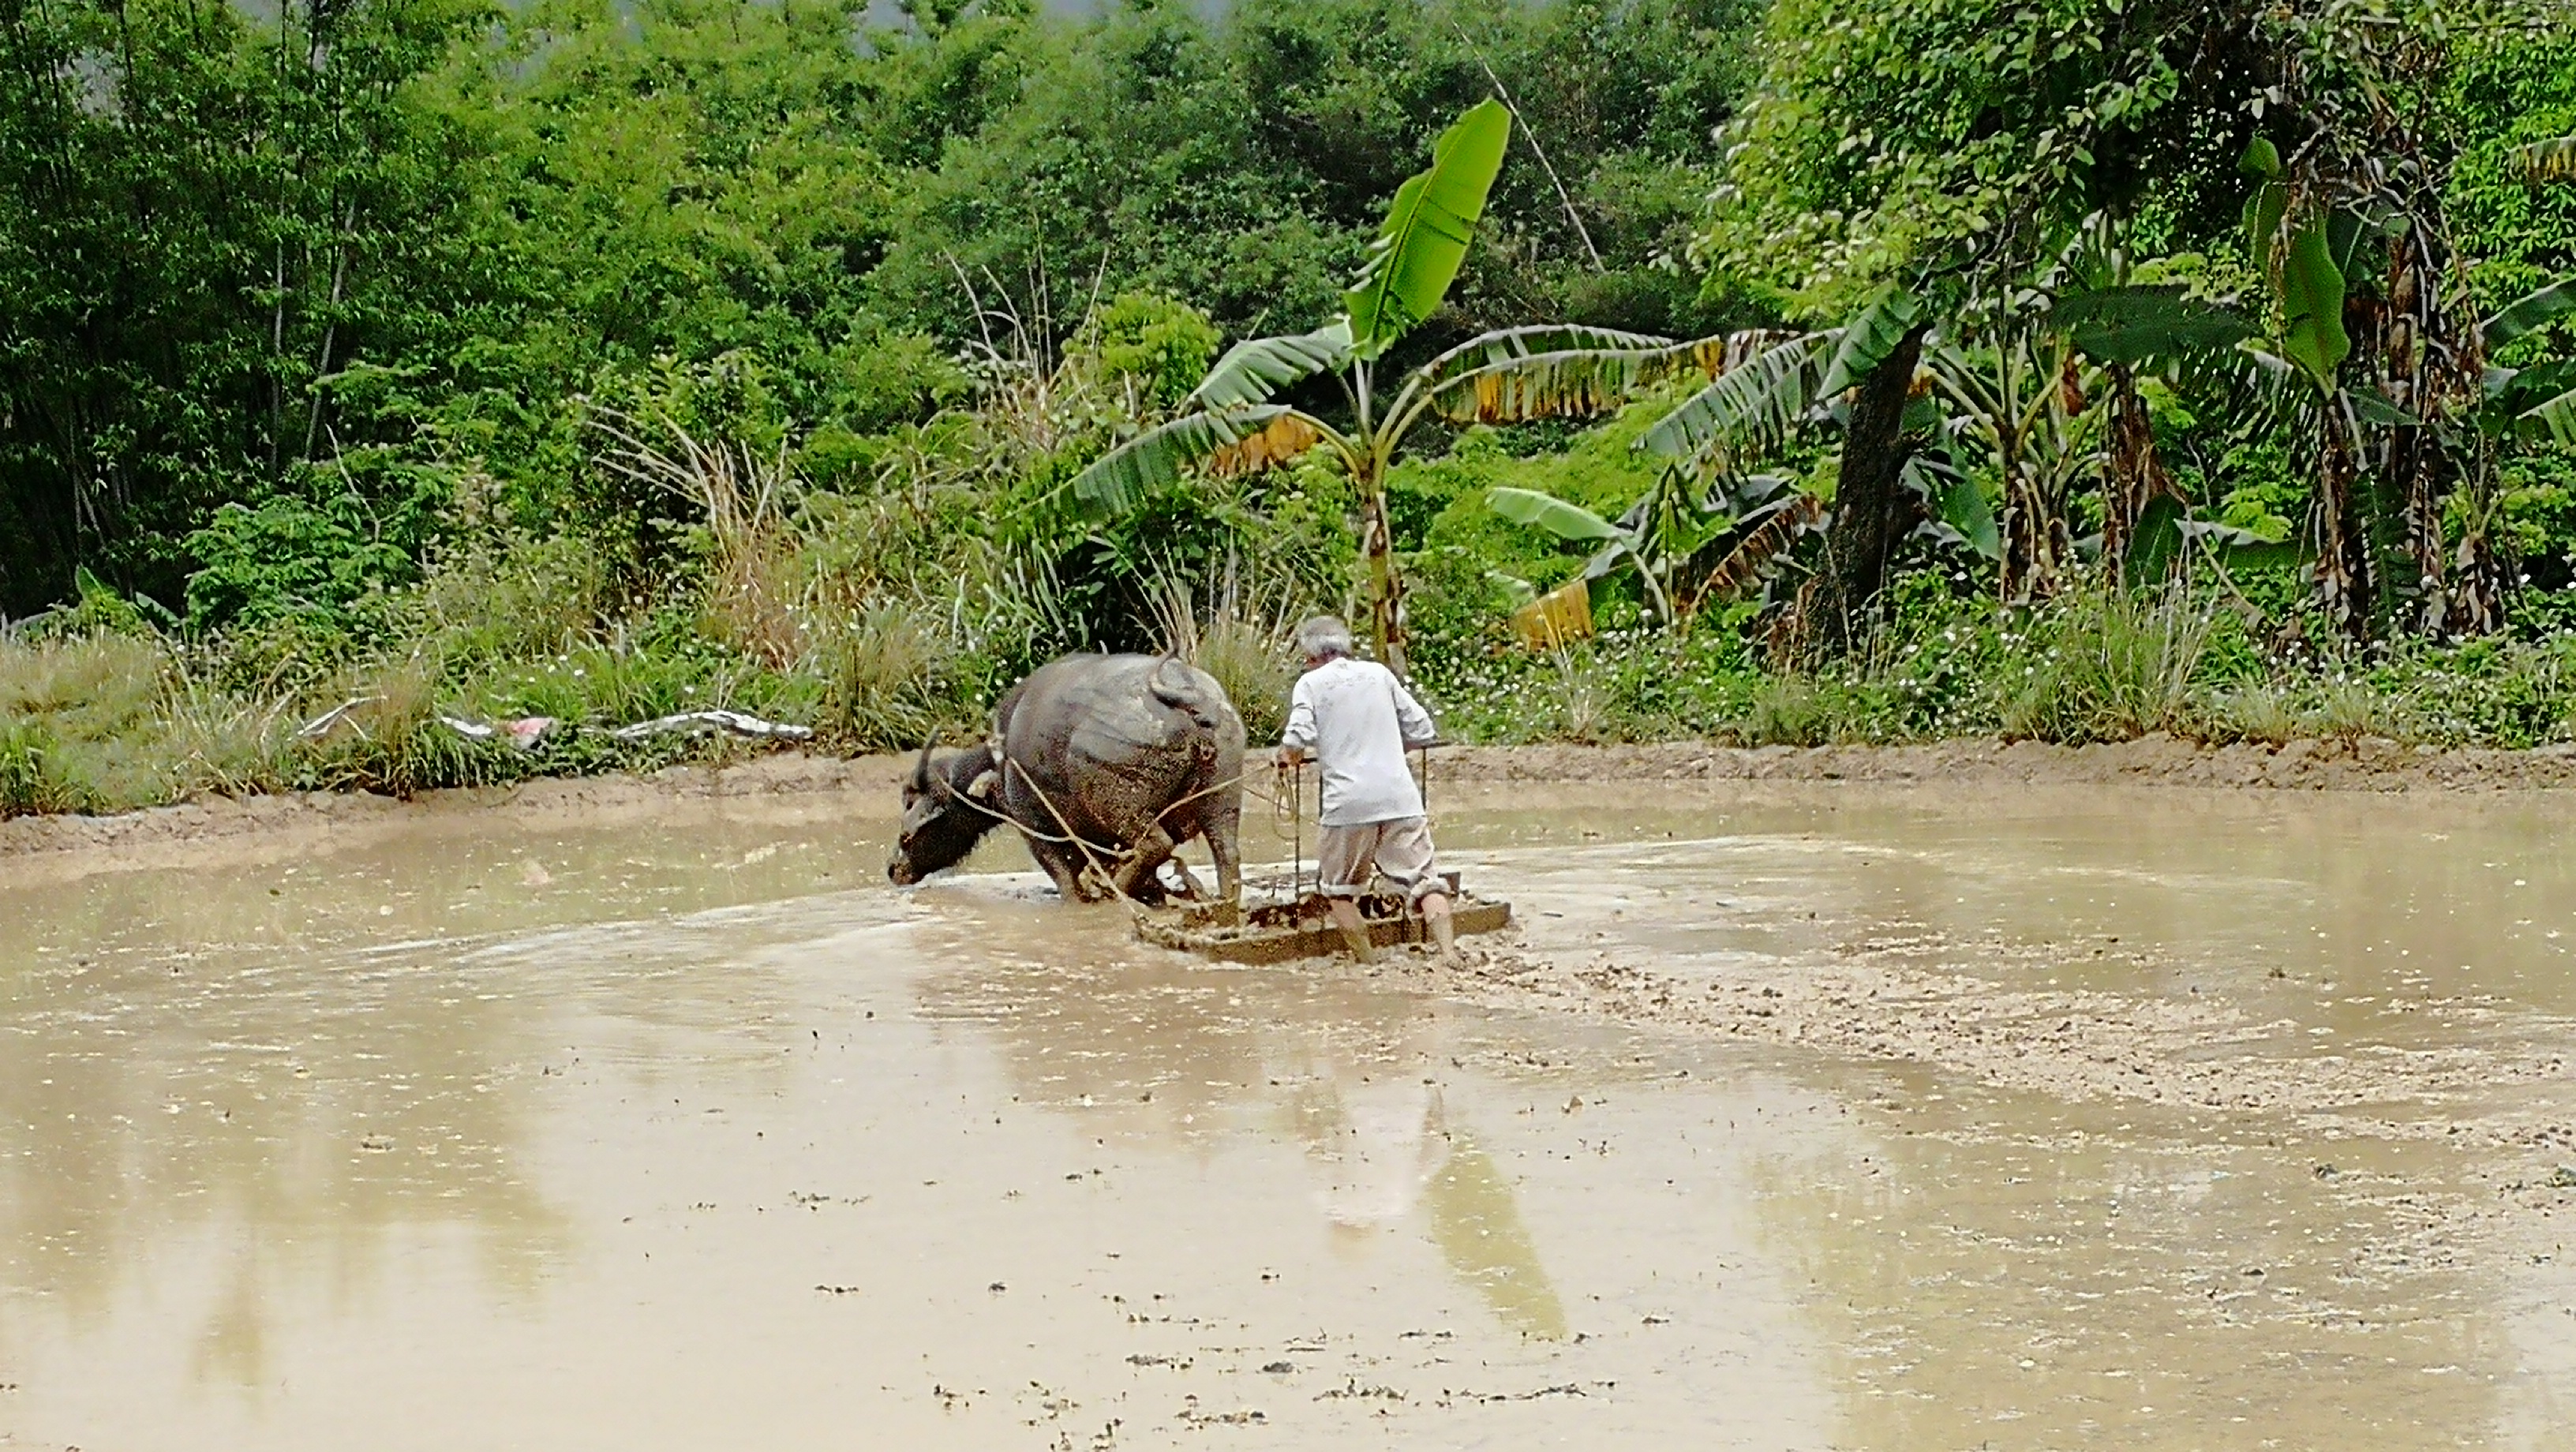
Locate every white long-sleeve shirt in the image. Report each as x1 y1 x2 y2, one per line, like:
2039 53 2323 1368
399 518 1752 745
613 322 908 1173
1281 656 1438 827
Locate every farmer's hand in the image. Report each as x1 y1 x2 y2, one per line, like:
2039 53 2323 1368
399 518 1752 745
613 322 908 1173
1275 746 1304 774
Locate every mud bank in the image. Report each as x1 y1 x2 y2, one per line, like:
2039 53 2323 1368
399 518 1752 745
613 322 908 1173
1435 733 2576 792
9 732 2574 870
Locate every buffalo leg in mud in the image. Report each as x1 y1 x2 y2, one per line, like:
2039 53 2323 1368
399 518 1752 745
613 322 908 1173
1203 801 1242 908
1024 834 1097 903
1111 822 1180 902
1162 859 1209 899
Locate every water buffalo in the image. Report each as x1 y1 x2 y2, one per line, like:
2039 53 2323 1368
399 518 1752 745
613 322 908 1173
889 653 1245 905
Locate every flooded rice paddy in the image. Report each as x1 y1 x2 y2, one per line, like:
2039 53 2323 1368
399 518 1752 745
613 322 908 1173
5 779 2576 1449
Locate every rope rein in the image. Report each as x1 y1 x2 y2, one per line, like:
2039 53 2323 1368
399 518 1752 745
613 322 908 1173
1293 757 1304 901
924 750 1275 906
1005 758 1146 909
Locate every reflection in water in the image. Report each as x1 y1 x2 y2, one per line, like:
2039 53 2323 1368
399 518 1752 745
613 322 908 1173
1294 1072 1448 1231
0 805 889 1392
1421 1136 1569 1340
1460 778 2576 1452
909 881 1571 1338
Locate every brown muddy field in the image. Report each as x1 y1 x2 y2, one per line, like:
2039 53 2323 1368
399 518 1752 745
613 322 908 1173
6 750 2576 1449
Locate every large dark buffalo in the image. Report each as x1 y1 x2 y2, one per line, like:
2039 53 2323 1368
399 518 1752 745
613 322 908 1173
889 653 1245 904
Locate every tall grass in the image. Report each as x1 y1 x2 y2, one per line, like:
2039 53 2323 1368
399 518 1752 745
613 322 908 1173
1999 589 2215 743
1148 563 1302 743
20 490 2576 822
0 627 292 814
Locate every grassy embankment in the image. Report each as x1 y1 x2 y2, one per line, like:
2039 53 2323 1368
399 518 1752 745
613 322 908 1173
14 478 2576 821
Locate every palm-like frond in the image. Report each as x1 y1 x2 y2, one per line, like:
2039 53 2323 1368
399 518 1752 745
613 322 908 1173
1816 288 1924 395
1486 485 1623 542
1423 340 1720 425
1344 99 1512 359
2484 276 2576 350
1634 330 1833 473
1189 322 1353 410
2519 134 2576 184
2050 285 2259 365
1413 324 1683 387
1206 413 1326 477
2518 383 2576 448
1067 405 1306 515
1686 493 1822 614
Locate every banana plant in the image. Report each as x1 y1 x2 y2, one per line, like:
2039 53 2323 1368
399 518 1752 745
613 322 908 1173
1488 470 1825 629
1624 290 1987 608
1485 453 1773 623
1061 99 1720 675
2521 135 2576 184
1485 485 1680 623
1481 289 1971 636
2481 275 2576 447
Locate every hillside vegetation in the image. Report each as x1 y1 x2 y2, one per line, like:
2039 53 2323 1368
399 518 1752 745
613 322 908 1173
3 0 2574 815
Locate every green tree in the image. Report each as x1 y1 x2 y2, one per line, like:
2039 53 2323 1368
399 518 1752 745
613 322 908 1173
1061 99 1726 673
0 0 490 617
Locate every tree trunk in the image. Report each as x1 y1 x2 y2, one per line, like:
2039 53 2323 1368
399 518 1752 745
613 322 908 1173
2311 391 2373 640
2100 363 2178 578
1784 324 1926 661
1357 468 1410 676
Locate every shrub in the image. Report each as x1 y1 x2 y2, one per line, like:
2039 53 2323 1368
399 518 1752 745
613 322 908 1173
1999 590 2215 743
183 492 414 631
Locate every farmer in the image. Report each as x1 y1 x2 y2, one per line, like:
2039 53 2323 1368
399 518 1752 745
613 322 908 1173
1277 615 1455 963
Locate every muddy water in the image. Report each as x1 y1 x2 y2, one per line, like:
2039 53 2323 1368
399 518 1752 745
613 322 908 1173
3 782 2574 1449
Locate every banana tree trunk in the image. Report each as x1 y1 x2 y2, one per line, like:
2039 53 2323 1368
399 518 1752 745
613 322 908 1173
1999 457 2072 606
2311 392 2374 639
2447 458 2509 635
2377 216 2507 637
1357 465 1410 677
2101 363 2178 578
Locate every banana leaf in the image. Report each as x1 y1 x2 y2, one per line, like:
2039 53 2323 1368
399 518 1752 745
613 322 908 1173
2050 285 2258 365
1345 99 1512 360
2484 276 2576 350
1487 485 1623 542
1817 287 1923 396
1067 404 1303 515
1189 322 1353 409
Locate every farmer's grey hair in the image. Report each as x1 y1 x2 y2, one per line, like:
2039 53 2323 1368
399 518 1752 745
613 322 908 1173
1295 616 1354 662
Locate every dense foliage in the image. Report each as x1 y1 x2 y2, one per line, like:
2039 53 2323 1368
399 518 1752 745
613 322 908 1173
0 0 1751 619
2 0 2574 817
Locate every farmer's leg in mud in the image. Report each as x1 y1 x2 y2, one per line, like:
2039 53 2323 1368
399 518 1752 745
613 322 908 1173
1374 817 1457 963
1418 889 1457 960
1313 823 1378 963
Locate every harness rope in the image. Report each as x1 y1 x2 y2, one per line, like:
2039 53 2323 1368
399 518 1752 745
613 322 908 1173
1005 758 1145 909
923 752 1271 906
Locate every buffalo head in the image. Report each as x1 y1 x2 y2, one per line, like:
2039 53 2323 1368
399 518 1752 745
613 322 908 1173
889 740 1002 885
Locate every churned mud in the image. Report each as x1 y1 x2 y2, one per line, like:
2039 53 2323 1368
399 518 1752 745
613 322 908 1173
9 732 2575 877
7 766 2576 1449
